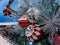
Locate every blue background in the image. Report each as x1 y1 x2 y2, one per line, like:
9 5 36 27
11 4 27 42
0 0 59 22
0 0 19 22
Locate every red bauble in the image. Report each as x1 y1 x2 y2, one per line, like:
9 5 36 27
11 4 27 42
18 15 30 29
52 35 60 45
25 25 44 42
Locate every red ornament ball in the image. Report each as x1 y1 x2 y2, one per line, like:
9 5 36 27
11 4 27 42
18 15 30 29
52 35 60 45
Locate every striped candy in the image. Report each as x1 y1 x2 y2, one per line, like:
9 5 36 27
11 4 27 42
25 25 44 42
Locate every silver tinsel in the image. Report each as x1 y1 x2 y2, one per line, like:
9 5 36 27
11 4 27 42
8 0 60 44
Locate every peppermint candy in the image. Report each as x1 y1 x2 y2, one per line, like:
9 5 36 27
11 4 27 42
25 25 44 42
